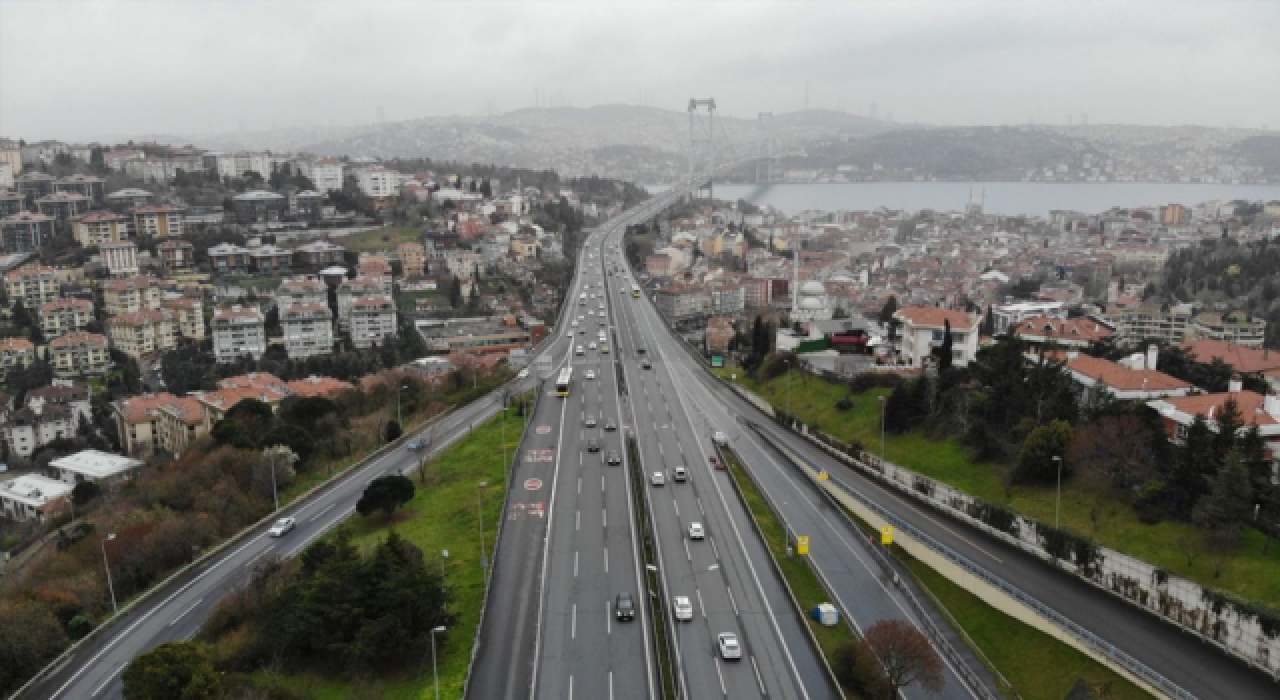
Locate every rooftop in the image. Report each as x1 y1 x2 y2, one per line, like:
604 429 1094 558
49 450 143 480
0 474 72 508
1178 339 1280 374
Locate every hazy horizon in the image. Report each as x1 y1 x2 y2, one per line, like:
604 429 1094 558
3 0 1278 142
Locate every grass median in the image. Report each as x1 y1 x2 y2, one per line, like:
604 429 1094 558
246 406 524 700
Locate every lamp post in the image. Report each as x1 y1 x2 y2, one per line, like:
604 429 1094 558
477 481 489 576
101 533 118 613
1053 455 1063 528
431 625 446 700
878 395 887 461
786 358 793 418
269 449 279 511
396 384 408 429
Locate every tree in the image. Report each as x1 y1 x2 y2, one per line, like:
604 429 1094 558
72 480 101 507
384 419 403 443
878 296 899 324
1193 458 1253 545
122 642 223 700
1066 412 1162 490
356 474 415 518
1169 414 1218 518
449 277 462 308
832 638 888 697
863 619 944 699
254 446 298 502
0 601 69 695
1013 420 1073 484
936 319 953 371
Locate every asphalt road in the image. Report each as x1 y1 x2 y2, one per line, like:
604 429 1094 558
638 296 1280 698
19 377 531 700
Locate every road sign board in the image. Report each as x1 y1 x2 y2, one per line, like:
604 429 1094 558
711 355 724 368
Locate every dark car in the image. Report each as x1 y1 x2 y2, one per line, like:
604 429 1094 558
615 593 635 621
641 360 652 369
587 438 601 453
606 451 622 465
604 420 617 432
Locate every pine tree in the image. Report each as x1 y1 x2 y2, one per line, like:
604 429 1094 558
937 319 953 371
1170 415 1217 518
1193 458 1253 542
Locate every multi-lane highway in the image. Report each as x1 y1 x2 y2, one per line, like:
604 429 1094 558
18 386 530 700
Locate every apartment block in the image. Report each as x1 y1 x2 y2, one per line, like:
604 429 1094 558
1189 313 1266 349
0 337 35 376
53 174 106 204
337 276 384 329
5 264 60 307
73 211 130 246
101 241 140 277
113 392 207 458
36 192 91 221
349 295 397 349
132 205 185 238
158 239 195 272
277 277 328 308
398 242 426 277
162 296 205 340
39 298 94 338
102 276 162 314
107 309 178 360
212 306 266 363
1 211 55 253
282 303 334 358
49 331 110 377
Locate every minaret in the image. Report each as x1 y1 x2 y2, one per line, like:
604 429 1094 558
791 238 800 318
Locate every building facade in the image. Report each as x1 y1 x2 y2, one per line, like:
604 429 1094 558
212 307 266 363
282 303 334 358
893 307 982 368
102 276 162 314
349 295 397 348
39 298 94 338
101 241 140 277
107 309 178 360
73 211 130 246
5 264 60 307
1 211 55 253
132 205 186 238
49 331 110 377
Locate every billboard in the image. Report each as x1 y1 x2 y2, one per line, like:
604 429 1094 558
710 355 724 368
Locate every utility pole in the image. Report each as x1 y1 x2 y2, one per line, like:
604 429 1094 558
101 533 118 614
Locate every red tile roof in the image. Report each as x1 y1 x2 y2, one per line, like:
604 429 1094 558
1064 354 1190 392
1178 339 1280 375
895 307 979 329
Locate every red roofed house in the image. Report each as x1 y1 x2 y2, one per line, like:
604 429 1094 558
1178 339 1280 392
113 392 207 457
1012 315 1113 353
1057 348 1193 403
1148 380 1280 474
893 307 981 368
286 375 356 398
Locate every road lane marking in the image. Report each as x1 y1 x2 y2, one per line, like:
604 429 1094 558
90 663 124 697
244 545 275 568
602 508 607 528
698 498 705 516
715 659 727 696
568 675 574 700
578 477 582 495
604 547 609 573
710 537 720 560
684 538 691 561
309 502 337 522
751 656 767 695
168 598 203 627
673 500 679 516
727 586 739 616
609 670 615 699
696 588 706 617
571 603 577 639
607 600 612 635
576 510 580 531
601 475 605 492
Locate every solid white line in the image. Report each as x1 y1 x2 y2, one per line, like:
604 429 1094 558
751 656 767 695
698 497 705 516
727 586 739 616
673 500 679 516
684 538 691 561
576 510 580 531
90 664 123 697
168 598 203 627
571 603 577 639
602 509 607 528
696 588 706 617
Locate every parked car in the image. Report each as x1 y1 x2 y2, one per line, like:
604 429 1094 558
717 633 742 660
268 517 296 537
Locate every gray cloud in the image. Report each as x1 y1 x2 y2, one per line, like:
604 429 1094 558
2 0 1277 141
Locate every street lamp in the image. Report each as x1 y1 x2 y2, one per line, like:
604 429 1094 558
101 533 118 613
1053 456 1063 528
268 449 279 511
477 482 489 575
396 384 409 428
878 395 887 461
431 625 447 700
785 358 793 418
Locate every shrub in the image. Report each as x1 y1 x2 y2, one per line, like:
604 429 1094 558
835 397 854 412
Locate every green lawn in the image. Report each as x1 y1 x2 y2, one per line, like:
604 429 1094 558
717 369 1280 609
250 408 523 700
903 557 1152 700
329 226 423 253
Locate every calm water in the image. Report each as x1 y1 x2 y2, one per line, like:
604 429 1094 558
648 182 1280 218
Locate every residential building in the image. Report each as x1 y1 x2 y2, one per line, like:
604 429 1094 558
1057 348 1192 403
357 255 393 293
162 296 205 340
5 264 60 307
53 174 106 203
230 190 286 223
354 165 403 199
706 317 734 354
337 276 384 328
293 190 325 221
0 144 21 177
1149 383 1280 471
1106 304 1193 345
49 331 110 376
708 282 745 315
14 171 56 199
654 284 710 321
286 374 355 398
27 381 92 425
1 403 77 458
101 241 140 277
131 204 186 238
1011 315 1113 353
1189 312 1267 349
349 295 397 348
277 276 328 307
398 242 426 277
39 298 94 338
73 211 130 245
36 192 91 221
282 303 334 358
302 158 345 193
212 306 266 363
1 211 55 252
196 381 291 430
105 188 154 211
107 309 178 360
158 239 195 272
248 244 292 273
417 316 531 355
113 393 207 457
0 338 36 376
48 450 144 486
893 307 982 368
991 301 1067 333
1178 339 1280 388
102 276 162 314
0 189 24 217
0 474 72 522
0 163 10 190
292 240 345 267
208 242 251 273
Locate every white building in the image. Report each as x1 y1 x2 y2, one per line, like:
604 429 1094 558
0 474 72 522
337 276 384 329
354 166 404 198
992 301 1067 333
212 306 267 363
893 307 982 368
282 303 334 359
48 449 144 486
349 295 397 348
302 158 346 193
101 241 139 277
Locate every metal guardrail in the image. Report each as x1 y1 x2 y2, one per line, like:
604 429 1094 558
802 446 1198 700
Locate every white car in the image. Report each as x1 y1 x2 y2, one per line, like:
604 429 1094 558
517 368 529 379
585 369 596 380
571 320 579 327
268 517 296 537
576 346 584 355
673 596 693 621
589 342 597 350
673 467 688 482
651 471 665 486
688 522 705 540
717 633 742 660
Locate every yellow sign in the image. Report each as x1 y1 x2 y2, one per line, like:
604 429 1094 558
880 526 894 546
818 470 829 480
796 535 810 556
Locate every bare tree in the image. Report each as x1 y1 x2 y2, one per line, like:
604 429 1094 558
863 619 944 699
1066 414 1158 490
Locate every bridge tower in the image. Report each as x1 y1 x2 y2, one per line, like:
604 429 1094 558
756 112 776 184
688 98 717 200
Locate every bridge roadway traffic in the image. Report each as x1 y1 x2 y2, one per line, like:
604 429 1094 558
18 381 531 700
609 244 1280 699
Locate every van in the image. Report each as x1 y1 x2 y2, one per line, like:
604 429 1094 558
712 431 728 447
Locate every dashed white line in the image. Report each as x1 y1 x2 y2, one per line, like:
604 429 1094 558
696 588 706 617
309 502 337 522
576 510 580 531
673 500 679 516
571 603 577 639
714 658 727 696
243 544 274 568
698 497 705 515
168 598 203 627
578 477 582 495
568 675 574 700
684 538 692 561
602 509 608 528
90 664 124 697
727 586 739 616
604 547 609 573
607 600 613 635
710 537 720 560
751 656 767 695
574 551 579 578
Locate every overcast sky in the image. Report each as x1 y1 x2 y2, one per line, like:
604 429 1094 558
2 0 1277 141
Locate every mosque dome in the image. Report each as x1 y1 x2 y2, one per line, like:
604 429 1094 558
800 280 826 296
